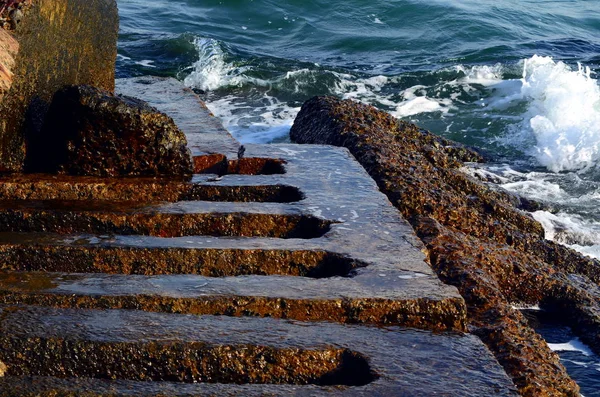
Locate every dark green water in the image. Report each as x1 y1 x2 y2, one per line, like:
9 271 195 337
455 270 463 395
117 0 600 153
117 1 600 392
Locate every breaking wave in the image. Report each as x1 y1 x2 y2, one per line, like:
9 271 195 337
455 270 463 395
521 55 600 173
182 42 600 179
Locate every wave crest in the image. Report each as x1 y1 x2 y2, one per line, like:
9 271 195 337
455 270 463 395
521 55 600 173
183 38 254 91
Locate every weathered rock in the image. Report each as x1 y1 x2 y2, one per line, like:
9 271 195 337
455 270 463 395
0 360 6 377
289 96 600 396
0 1 32 31
413 216 582 397
0 28 17 101
28 85 193 178
0 0 118 172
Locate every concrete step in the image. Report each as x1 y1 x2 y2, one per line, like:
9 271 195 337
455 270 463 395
0 203 331 238
0 305 517 396
0 143 466 331
0 269 462 327
0 77 519 395
0 174 303 203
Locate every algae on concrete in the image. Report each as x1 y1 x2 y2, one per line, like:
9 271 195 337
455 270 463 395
0 0 118 171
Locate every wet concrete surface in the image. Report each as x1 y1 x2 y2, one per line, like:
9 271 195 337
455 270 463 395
0 305 517 396
0 143 466 331
0 77 519 395
116 77 241 159
0 205 333 238
0 174 304 203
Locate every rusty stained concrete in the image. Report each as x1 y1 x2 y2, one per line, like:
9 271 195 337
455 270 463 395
0 305 518 396
0 143 467 332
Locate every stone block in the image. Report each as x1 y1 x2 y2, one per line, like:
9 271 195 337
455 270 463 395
0 0 118 171
28 85 193 178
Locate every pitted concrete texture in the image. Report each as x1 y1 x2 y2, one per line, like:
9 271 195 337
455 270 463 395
0 143 465 331
0 0 118 171
0 305 518 396
0 174 303 202
117 77 241 159
0 77 518 394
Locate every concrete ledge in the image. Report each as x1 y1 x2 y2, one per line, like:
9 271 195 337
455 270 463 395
116 77 241 159
0 78 519 394
0 306 518 396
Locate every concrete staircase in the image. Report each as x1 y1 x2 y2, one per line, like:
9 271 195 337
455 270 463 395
0 77 518 396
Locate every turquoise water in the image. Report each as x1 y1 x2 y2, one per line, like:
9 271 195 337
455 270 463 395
117 0 600 392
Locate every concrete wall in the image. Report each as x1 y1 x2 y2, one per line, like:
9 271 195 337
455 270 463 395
0 0 118 172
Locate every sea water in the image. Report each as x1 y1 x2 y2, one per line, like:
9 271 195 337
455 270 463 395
116 0 600 392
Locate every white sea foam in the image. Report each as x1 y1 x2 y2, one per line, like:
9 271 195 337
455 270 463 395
531 211 600 249
476 163 597 206
547 338 594 357
183 38 257 91
451 56 600 175
455 63 505 86
511 304 542 311
135 60 156 68
182 37 298 143
393 96 445 117
520 55 600 172
368 14 384 24
203 95 299 144
338 77 453 118
501 179 568 202
563 359 590 368
466 162 600 259
385 64 509 118
183 38 230 91
445 56 600 174
391 85 453 117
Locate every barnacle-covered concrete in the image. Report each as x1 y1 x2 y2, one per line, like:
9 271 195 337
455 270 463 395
0 78 518 395
0 142 467 331
290 95 597 396
0 306 517 396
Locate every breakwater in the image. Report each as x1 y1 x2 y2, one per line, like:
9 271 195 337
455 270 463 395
0 1 597 394
291 96 600 396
